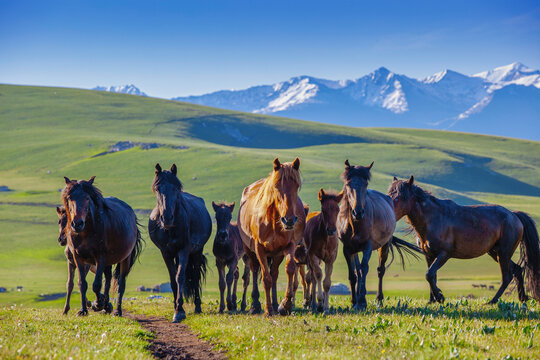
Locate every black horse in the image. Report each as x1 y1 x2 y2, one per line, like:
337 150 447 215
149 163 212 322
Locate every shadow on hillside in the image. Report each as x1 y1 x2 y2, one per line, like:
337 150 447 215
164 114 372 148
423 152 540 197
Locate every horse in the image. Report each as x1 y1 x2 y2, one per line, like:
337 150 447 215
337 160 420 311
61 176 143 317
301 188 343 313
387 176 540 304
56 206 96 314
238 157 306 316
148 163 212 323
212 201 250 313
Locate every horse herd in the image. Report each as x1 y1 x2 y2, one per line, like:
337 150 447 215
56 158 540 322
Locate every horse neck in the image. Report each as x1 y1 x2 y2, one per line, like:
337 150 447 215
406 196 437 237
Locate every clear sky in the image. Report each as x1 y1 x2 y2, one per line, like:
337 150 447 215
1 0 539 98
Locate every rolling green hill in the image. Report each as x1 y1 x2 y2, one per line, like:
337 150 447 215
1 84 539 306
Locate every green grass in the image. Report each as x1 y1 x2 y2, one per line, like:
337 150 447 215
0 306 153 359
0 84 540 358
124 295 540 359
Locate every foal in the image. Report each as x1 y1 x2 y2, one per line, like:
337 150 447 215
212 201 250 313
303 189 343 313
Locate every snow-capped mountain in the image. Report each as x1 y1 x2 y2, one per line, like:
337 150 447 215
173 62 540 140
92 84 147 96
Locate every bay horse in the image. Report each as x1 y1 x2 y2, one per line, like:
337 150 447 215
388 176 540 303
238 157 306 316
56 206 97 314
212 201 250 313
337 160 420 311
301 188 344 313
148 163 212 323
61 176 143 317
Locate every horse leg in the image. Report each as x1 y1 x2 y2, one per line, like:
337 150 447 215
113 258 130 317
356 242 372 311
91 257 106 311
255 243 273 316
512 261 528 302
425 253 437 303
292 266 299 309
426 251 449 303
376 243 389 306
270 254 284 313
231 265 240 311
161 251 179 318
343 247 357 308
488 251 513 305
74 256 89 316
240 255 250 312
277 244 296 316
217 260 226 313
298 264 310 308
63 259 76 315
310 256 323 313
226 258 239 311
247 249 262 314
323 260 334 314
103 266 113 314
173 248 190 322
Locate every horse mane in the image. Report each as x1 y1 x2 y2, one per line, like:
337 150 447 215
152 170 183 193
62 180 104 206
341 166 371 183
255 163 301 219
321 189 342 202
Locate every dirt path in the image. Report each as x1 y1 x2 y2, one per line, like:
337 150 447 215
126 313 227 360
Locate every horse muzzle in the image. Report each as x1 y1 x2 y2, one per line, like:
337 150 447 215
58 236 67 246
281 216 298 230
71 219 85 233
351 208 365 220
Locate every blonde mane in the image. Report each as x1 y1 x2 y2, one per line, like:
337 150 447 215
254 162 302 219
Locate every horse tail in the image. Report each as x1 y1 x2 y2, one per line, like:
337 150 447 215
387 236 423 270
183 250 207 302
514 211 540 301
113 221 144 292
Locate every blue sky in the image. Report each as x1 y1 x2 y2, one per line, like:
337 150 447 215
1 0 539 98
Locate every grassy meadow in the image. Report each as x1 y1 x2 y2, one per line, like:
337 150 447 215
1 84 539 358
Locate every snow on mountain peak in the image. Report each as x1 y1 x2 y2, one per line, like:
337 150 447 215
255 78 318 114
92 84 147 96
473 62 539 85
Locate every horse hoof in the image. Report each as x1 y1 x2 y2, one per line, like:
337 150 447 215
302 300 310 309
104 302 113 314
249 303 262 315
277 304 290 316
172 311 186 323
86 300 92 308
194 306 202 314
353 303 366 312
77 309 88 316
113 309 122 317
92 301 104 312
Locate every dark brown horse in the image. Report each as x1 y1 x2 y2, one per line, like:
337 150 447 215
388 176 540 303
301 188 343 313
61 176 143 316
212 201 250 313
337 160 420 311
149 163 212 322
56 206 96 314
238 158 306 316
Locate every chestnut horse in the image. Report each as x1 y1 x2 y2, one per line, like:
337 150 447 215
302 188 343 313
149 163 212 322
61 176 143 316
388 176 540 303
337 160 420 311
238 158 306 316
212 201 250 313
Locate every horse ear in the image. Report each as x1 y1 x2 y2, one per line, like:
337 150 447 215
345 159 350 168
229 202 235 211
155 163 162 174
336 190 345 203
318 188 325 201
292 157 300 170
56 206 63 216
64 176 71 184
367 161 374 170
273 158 281 171
212 201 219 212
408 175 415 187
393 176 398 181
171 163 177 175
88 176 96 185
